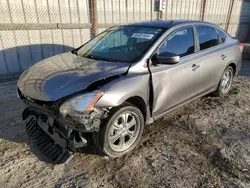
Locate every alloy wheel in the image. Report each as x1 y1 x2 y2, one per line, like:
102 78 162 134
108 111 140 152
220 69 233 94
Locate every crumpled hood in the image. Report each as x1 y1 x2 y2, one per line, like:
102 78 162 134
17 52 130 101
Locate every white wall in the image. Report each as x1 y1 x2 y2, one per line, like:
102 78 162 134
0 0 91 76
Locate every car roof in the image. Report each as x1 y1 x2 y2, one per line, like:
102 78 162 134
126 20 212 29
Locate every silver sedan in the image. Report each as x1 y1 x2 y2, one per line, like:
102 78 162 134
18 20 242 161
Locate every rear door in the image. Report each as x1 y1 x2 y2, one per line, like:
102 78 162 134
150 26 202 117
194 25 227 93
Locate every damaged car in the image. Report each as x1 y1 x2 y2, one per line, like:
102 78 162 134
17 20 242 162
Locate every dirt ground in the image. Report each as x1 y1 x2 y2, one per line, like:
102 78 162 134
1 61 250 188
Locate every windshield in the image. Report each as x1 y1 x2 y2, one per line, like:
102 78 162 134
76 26 164 62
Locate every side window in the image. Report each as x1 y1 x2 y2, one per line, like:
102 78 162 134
196 26 220 51
217 29 227 43
159 27 195 57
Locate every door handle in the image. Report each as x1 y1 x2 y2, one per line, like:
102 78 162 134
191 64 200 71
221 54 227 60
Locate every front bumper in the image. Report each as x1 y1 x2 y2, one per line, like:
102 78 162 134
25 112 74 163
21 95 102 132
23 108 88 152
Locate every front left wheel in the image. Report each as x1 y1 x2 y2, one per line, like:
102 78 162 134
93 102 144 158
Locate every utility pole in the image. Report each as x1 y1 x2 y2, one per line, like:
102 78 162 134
225 0 235 32
201 0 207 21
91 0 97 37
158 0 166 20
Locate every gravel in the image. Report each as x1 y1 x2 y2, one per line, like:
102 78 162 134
0 61 250 187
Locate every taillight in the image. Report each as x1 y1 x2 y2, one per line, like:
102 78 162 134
238 42 244 53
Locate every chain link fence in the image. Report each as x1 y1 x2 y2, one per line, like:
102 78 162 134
0 0 250 83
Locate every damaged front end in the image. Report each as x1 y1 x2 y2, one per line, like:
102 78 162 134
58 91 107 131
19 89 109 163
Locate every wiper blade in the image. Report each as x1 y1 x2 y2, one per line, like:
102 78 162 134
71 49 78 55
86 55 100 60
86 55 111 62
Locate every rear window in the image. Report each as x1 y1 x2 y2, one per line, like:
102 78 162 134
196 26 220 51
217 29 227 43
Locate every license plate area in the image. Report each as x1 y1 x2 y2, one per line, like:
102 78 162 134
37 116 67 148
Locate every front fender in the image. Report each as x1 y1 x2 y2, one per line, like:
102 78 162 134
95 73 150 109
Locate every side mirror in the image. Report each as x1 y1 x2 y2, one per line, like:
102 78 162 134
153 52 180 65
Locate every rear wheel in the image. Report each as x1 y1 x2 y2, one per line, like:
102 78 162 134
213 66 234 97
93 102 144 158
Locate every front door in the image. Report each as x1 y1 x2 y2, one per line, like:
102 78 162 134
150 26 202 118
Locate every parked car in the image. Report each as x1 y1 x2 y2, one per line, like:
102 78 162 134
17 20 242 162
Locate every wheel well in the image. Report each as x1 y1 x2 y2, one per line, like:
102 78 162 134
228 63 236 75
125 96 147 121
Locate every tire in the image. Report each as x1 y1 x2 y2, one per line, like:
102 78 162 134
213 66 234 97
93 102 144 158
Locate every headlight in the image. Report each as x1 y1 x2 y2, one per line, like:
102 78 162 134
59 91 103 117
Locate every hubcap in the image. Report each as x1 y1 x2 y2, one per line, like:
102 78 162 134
220 69 233 94
108 112 140 152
